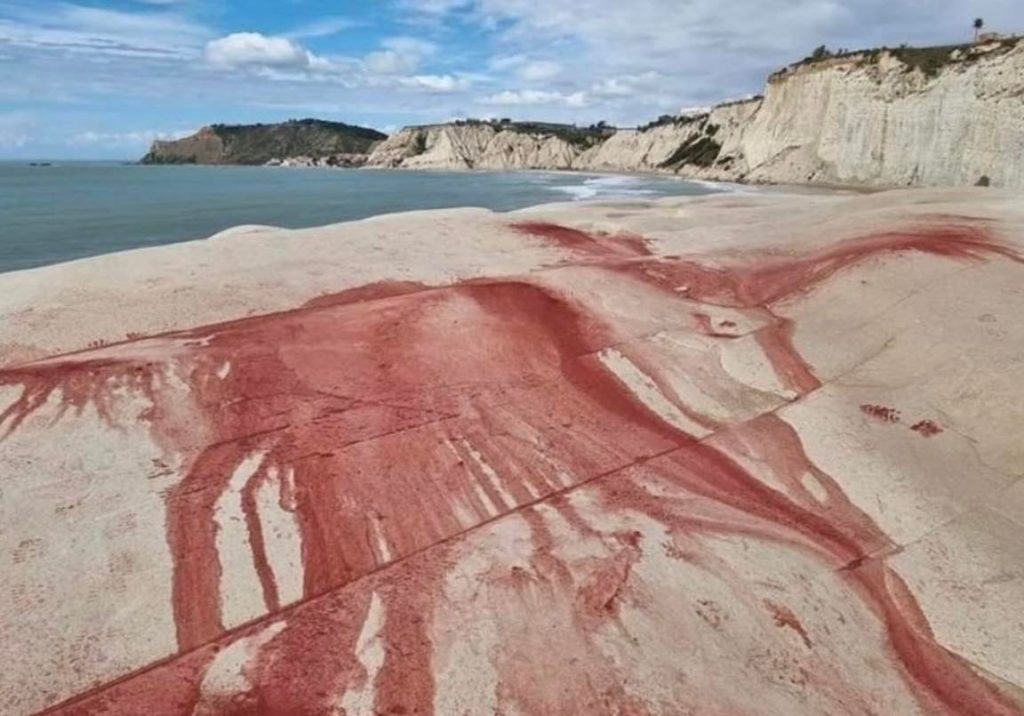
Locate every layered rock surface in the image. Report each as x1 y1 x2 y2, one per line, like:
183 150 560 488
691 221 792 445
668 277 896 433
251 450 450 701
2 189 1024 714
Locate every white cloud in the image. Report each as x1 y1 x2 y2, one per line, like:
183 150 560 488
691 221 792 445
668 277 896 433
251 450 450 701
204 32 326 70
364 49 416 74
0 110 33 147
0 2 208 58
517 60 562 81
480 89 587 106
383 37 438 58
399 0 473 16
591 71 661 97
286 16 356 39
404 0 1024 124
69 128 195 147
400 74 471 92
363 36 437 75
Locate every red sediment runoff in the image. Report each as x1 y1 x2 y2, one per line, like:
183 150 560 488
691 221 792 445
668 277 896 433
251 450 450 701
4 276 687 714
371 548 451 716
165 445 236 650
854 560 1020 716
575 530 642 620
301 279 429 310
240 462 281 613
910 420 943 437
596 422 1022 713
755 317 822 395
708 415 892 557
7 222 1023 714
512 221 651 257
521 219 1018 397
0 358 163 439
861 404 902 423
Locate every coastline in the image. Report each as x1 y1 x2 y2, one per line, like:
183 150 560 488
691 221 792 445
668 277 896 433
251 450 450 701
163 159 885 196
0 165 727 276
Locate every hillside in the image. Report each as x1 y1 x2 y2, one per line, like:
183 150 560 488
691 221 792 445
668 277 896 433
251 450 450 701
141 119 387 165
368 37 1024 189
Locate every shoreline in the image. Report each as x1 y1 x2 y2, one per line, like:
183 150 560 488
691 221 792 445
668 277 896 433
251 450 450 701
0 166 735 277
127 157 893 197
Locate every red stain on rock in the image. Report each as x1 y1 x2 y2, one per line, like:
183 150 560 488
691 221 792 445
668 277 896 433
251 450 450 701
0 359 163 439
522 220 1019 398
6 221 1023 715
910 420 943 437
692 311 715 334
764 599 813 649
513 221 651 257
691 312 739 339
301 279 428 310
371 554 450 716
576 530 643 620
861 404 901 423
852 559 1018 716
755 316 822 395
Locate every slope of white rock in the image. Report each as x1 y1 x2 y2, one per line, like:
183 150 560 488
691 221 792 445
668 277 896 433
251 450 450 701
732 41 1024 187
367 123 584 170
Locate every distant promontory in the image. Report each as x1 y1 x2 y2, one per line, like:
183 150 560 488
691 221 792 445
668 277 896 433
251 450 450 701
141 119 387 166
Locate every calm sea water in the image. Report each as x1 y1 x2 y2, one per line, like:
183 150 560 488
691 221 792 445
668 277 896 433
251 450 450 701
0 162 720 274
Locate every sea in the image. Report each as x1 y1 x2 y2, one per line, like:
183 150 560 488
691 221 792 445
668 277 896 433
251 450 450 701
0 161 724 274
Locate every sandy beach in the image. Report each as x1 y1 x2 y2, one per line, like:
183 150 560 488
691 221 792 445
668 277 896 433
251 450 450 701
2 187 1024 714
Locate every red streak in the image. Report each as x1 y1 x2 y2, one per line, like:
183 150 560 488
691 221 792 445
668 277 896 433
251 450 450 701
6 220 1022 715
861 404 902 423
910 420 943 437
763 599 813 649
513 221 651 257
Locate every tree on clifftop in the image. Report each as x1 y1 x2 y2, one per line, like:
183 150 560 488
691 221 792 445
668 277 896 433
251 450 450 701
810 45 831 61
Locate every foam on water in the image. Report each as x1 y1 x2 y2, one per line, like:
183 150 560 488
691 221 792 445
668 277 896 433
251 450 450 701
550 173 730 201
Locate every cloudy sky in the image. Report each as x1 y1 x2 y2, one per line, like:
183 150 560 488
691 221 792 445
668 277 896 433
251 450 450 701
0 0 1019 158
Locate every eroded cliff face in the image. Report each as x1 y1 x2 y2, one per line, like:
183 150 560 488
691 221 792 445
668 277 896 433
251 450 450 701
144 127 225 165
369 39 1024 189
729 40 1024 187
367 123 592 170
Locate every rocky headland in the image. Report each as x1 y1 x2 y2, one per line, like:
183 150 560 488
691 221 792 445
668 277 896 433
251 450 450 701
141 118 386 166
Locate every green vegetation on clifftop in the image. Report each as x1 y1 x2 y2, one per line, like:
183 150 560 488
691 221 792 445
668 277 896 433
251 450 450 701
141 119 387 165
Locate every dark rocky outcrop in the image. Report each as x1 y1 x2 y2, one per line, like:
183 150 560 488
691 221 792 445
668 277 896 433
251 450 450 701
141 119 386 165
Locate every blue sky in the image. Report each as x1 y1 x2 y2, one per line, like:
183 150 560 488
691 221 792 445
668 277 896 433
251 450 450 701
1 0 1020 158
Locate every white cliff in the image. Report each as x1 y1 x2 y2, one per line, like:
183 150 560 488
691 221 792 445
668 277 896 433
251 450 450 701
367 123 590 170
367 38 1024 189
